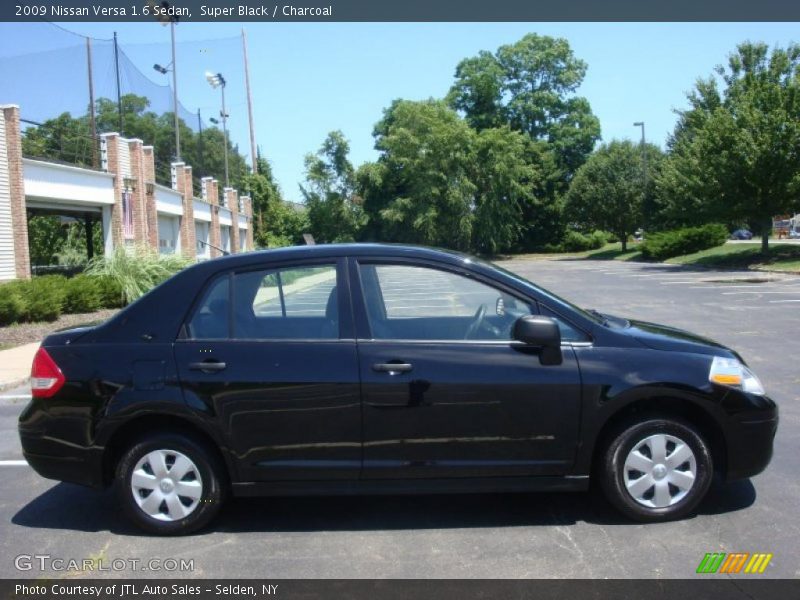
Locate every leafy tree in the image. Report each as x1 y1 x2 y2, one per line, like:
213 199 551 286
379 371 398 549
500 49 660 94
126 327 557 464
243 154 308 248
448 33 601 187
565 141 663 251
301 131 365 243
357 99 476 250
470 127 540 254
658 42 800 252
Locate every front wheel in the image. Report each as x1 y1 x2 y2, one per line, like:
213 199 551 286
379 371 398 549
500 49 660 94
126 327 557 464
599 417 713 522
115 432 226 535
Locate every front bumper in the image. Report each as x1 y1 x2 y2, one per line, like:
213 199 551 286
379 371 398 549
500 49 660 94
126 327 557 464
723 404 778 481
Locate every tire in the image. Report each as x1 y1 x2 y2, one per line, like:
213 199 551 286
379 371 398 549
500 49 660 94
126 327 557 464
599 417 713 522
115 432 226 535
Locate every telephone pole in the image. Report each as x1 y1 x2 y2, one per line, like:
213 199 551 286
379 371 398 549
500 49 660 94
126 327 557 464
242 28 258 174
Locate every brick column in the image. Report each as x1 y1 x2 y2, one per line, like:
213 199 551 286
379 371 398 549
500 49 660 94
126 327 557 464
1 105 30 279
100 133 124 248
173 162 196 260
225 187 240 253
127 139 148 248
204 177 221 258
142 146 158 249
241 195 254 251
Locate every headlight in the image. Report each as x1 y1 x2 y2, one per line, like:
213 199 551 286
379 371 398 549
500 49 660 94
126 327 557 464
709 356 766 395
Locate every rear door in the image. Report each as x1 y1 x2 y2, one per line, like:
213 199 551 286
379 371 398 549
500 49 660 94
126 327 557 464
352 259 584 480
174 258 362 482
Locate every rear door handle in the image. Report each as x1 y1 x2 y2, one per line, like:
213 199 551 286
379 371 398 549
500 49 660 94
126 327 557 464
189 361 227 373
372 362 413 374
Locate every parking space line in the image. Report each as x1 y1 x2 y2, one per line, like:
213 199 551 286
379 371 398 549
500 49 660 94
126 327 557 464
0 395 31 401
769 299 800 303
0 460 27 466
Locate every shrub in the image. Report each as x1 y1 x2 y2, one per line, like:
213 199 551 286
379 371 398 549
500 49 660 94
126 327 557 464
640 223 729 261
86 245 190 305
0 284 25 326
94 275 125 309
560 230 608 252
18 275 67 322
62 274 102 314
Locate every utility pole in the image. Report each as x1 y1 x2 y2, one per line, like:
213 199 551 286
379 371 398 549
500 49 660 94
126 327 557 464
221 80 229 187
86 37 98 168
113 32 123 133
197 109 204 173
170 20 180 160
242 28 258 174
633 121 648 227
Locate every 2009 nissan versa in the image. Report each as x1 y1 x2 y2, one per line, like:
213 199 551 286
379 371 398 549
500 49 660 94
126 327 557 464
19 244 777 534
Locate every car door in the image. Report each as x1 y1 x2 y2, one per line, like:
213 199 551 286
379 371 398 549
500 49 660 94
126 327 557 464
352 258 583 480
174 258 362 482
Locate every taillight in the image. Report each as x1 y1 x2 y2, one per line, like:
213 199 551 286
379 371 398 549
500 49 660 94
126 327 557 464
30 347 65 398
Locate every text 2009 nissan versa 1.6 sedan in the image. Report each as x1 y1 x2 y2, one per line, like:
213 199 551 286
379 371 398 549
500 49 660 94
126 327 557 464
19 244 777 534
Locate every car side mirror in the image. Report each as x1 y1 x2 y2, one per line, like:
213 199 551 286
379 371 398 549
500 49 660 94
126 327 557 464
512 315 562 365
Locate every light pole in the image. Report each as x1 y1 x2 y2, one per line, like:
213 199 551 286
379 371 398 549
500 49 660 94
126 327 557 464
152 8 180 161
633 121 648 228
206 71 229 187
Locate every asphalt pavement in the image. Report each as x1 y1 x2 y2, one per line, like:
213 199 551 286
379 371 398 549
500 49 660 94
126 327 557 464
0 258 797 579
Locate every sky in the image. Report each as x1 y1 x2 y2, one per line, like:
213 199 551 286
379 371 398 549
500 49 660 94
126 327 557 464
1 22 798 201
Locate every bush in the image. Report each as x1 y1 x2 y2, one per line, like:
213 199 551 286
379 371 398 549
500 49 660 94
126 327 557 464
86 245 189 305
62 274 102 313
0 284 25 326
560 230 608 252
18 275 67 322
640 224 729 261
93 275 125 309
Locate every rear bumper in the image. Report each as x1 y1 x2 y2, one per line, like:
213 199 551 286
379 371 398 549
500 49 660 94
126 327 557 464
724 408 778 481
19 430 105 489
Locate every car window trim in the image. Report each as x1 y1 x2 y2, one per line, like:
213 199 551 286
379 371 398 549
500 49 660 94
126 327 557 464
179 257 352 342
351 257 539 343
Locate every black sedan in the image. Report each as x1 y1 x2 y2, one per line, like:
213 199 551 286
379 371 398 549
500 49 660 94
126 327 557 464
19 244 777 535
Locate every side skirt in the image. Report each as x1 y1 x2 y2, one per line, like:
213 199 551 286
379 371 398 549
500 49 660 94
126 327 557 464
231 475 590 497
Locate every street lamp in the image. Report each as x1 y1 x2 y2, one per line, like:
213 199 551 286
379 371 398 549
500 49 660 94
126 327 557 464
206 71 229 187
151 2 181 161
633 121 648 229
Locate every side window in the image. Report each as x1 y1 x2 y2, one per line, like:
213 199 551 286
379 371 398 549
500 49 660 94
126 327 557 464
359 264 533 341
539 304 589 343
187 275 230 339
233 264 339 339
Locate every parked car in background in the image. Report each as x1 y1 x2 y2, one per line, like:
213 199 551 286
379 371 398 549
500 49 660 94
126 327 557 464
730 229 753 240
19 244 778 535
789 228 800 239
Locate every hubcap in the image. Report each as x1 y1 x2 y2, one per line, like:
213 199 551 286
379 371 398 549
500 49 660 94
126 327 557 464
623 433 697 508
131 449 203 522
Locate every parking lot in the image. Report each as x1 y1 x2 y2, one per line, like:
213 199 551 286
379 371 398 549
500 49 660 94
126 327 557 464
0 257 798 579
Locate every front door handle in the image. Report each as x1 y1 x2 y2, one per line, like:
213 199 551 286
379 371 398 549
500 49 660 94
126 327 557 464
372 362 413 375
189 360 227 373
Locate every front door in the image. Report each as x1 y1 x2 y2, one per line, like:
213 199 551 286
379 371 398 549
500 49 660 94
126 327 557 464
174 259 362 482
353 260 583 480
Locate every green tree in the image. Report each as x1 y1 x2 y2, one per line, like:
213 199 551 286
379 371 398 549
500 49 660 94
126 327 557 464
470 127 540 254
301 131 365 243
358 99 476 250
243 155 308 248
448 33 601 187
658 42 800 252
566 141 663 251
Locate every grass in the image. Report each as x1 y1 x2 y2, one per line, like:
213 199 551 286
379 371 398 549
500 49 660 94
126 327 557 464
502 240 800 273
666 243 800 272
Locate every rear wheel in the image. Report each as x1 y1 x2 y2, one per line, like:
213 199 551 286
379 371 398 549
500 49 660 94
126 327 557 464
600 417 713 522
115 432 226 535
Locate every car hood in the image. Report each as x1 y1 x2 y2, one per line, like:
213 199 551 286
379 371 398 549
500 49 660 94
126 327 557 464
624 318 740 359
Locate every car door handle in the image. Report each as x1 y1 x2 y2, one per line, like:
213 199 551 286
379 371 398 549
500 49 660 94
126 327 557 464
372 362 413 374
189 361 227 373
